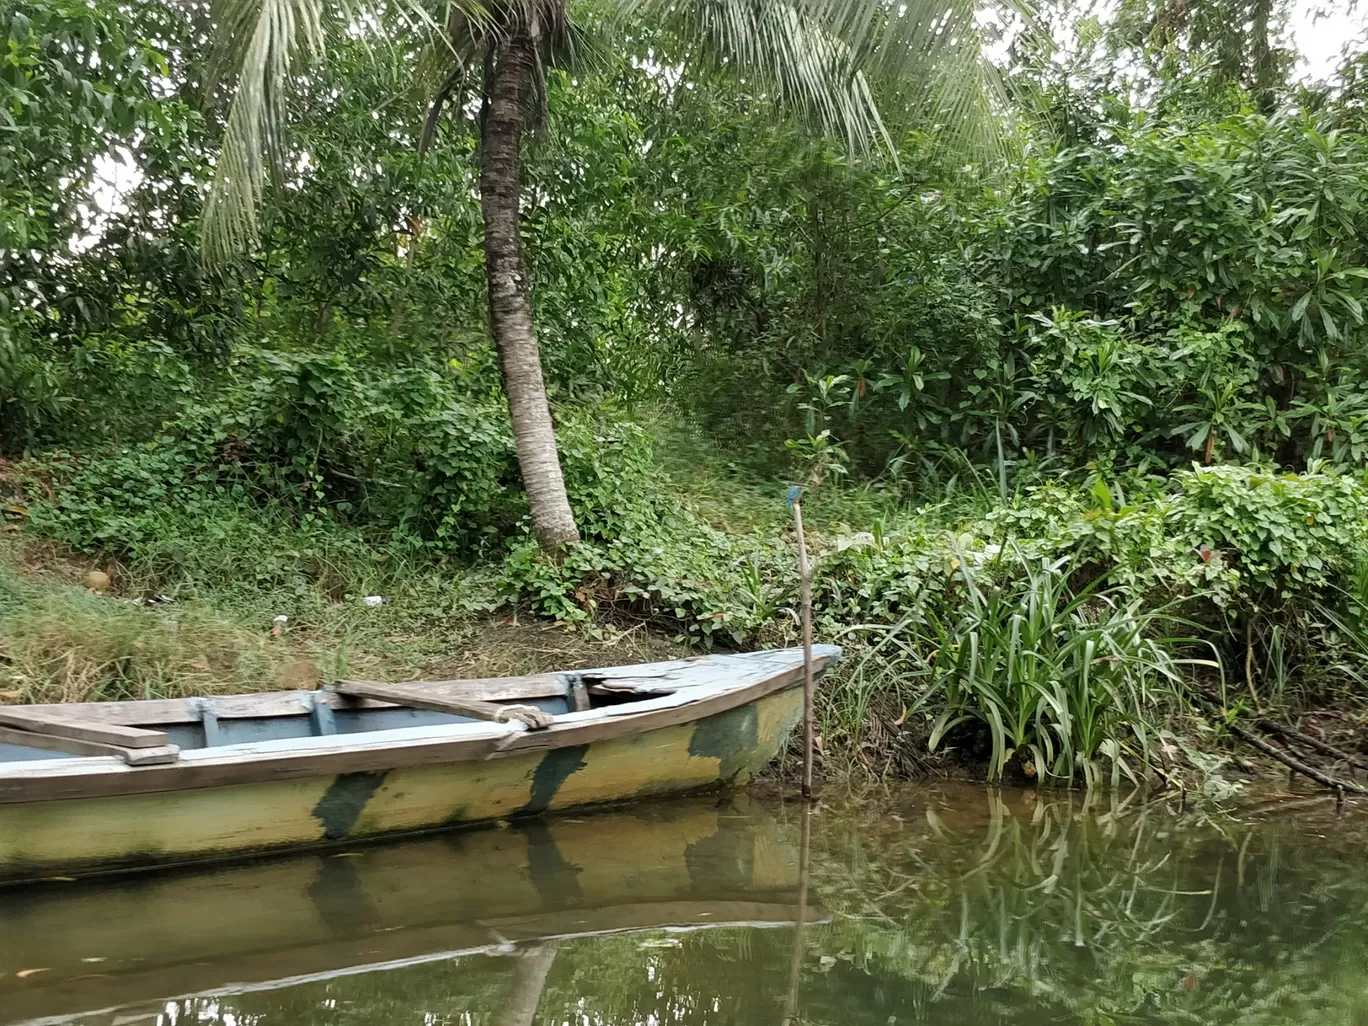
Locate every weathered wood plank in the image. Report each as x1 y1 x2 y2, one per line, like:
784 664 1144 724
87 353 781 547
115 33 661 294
399 675 569 701
0 709 169 748
12 693 310 728
0 726 179 766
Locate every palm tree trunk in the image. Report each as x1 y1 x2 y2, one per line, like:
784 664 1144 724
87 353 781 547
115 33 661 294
497 942 559 1026
480 26 579 552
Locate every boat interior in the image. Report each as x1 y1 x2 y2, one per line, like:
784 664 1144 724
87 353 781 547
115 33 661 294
0 647 832 770
0 666 680 766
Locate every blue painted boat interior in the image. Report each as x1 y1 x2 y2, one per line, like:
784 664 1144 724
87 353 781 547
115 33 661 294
0 694 571 763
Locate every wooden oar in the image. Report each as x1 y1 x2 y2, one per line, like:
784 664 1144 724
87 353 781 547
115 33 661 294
332 680 554 729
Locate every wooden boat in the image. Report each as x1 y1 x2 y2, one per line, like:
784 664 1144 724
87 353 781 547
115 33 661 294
0 645 839 880
0 795 823 1026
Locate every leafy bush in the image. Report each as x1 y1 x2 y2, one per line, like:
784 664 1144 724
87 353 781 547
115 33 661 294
1067 467 1367 608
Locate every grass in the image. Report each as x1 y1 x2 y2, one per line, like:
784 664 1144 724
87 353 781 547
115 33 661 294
0 534 688 705
0 443 1203 790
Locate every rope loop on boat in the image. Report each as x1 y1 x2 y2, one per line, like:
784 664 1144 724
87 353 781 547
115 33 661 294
495 705 555 730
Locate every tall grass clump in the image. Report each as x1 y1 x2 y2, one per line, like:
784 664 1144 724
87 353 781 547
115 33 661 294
0 560 283 703
854 545 1189 787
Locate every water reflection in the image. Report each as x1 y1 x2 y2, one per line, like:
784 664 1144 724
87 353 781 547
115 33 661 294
803 786 1368 1026
5 786 1368 1026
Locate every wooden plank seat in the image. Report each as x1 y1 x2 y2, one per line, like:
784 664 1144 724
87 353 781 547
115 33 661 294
0 708 170 748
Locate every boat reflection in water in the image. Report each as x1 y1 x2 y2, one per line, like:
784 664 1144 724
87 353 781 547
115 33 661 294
0 795 818 1026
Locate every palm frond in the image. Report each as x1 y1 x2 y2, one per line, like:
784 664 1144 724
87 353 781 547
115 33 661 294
201 0 326 266
202 0 481 265
622 0 1026 158
657 0 890 151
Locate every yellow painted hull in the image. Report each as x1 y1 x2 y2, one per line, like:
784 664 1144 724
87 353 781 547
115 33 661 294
0 685 803 880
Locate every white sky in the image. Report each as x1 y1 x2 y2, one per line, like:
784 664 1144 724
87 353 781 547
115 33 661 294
1289 1 1368 79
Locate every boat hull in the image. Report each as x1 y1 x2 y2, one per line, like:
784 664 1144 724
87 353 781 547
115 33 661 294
0 684 803 881
0 794 814 1026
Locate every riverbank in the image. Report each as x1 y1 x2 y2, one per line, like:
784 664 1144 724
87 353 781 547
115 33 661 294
6 439 1368 794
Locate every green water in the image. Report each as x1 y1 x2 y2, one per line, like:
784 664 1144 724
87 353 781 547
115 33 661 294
4 785 1367 1026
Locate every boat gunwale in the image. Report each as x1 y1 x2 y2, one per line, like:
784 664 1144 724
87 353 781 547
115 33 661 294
0 647 837 805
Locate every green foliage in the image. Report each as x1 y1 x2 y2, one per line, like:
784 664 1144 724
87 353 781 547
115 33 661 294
1169 466 1365 594
875 546 1185 787
12 0 1368 785
1063 467 1367 606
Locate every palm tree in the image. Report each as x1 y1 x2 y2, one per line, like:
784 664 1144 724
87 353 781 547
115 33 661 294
202 0 1005 553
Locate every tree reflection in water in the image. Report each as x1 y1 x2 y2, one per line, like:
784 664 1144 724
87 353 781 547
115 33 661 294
36 787 1368 1026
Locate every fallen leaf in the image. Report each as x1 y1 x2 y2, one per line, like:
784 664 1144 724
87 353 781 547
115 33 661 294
17 969 50 979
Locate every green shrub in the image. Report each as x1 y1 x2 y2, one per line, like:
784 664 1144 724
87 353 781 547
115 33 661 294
1067 466 1367 609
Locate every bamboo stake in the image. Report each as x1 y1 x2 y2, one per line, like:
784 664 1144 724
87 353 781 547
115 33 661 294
792 493 815 802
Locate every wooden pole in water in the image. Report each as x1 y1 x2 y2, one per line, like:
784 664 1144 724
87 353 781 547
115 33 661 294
792 493 815 802
781 802 812 1025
